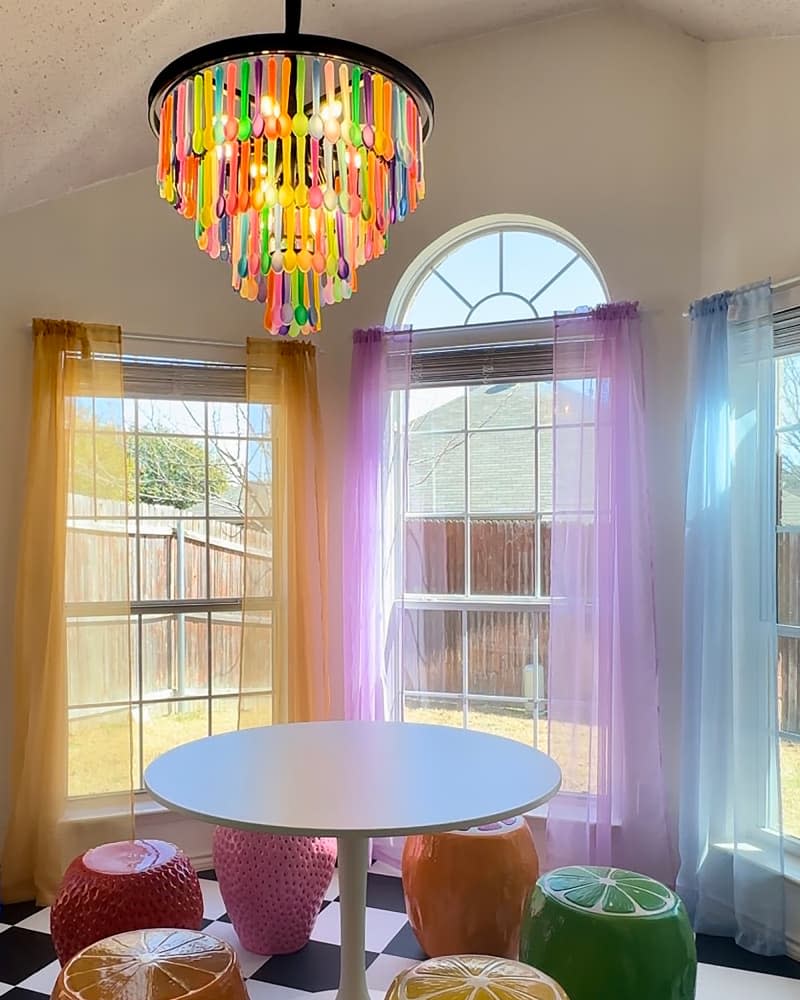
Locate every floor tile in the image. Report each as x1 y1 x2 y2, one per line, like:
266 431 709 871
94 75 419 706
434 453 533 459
0 906 41 929
202 921 271 979
697 962 800 998
18 960 60 995
246 981 311 1000
312 904 408 954
251 940 377 993
366 874 406 914
368 861 402 878
0 986 12 997
197 870 217 881
15 912 49 937
324 872 340 902
366 953 420 991
382 923 426 962
199 879 227 920
0 929 57 986
0 989 50 1000
696 935 800 980
0 928 9 937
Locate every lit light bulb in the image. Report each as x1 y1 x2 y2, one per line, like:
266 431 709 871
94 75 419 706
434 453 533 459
216 145 224 160
260 164 268 177
224 142 233 159
332 100 342 118
355 152 362 168
261 96 272 116
250 163 258 178
221 114 229 125
321 104 330 121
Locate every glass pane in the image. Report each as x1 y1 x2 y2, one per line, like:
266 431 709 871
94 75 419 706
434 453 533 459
470 519 535 596
69 705 140 797
502 231 579 300
468 383 535 430
778 532 800 625
240 520 273 599
238 693 273 729
70 427 131 513
468 295 535 325
532 258 606 317
140 612 209 701
206 402 270 439
135 399 206 435
778 356 800 428
134 435 208 510
555 378 596 423
538 430 553 512
211 609 244 695
467 610 545 697
470 429 534 515
468 701 534 746
436 232 499 307
244 440 273 516
138 518 207 601
546 706 595 795
778 433 800 526
208 519 247 599
67 519 133 603
405 519 465 595
142 700 210 776
408 433 465 515
409 387 465 432
778 636 800 839
211 697 240 735
537 383 553 426
67 615 138 706
553 426 595 511
404 694 464 728
540 519 552 597
405 272 469 330
208 437 249 517
402 609 462 695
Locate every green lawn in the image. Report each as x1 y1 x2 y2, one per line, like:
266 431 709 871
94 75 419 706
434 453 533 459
69 700 800 840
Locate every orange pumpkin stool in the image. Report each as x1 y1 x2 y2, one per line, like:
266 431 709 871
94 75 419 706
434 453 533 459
386 954 570 1000
50 840 203 965
51 928 248 1000
402 815 539 958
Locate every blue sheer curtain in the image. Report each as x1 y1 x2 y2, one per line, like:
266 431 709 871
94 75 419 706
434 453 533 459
678 282 787 955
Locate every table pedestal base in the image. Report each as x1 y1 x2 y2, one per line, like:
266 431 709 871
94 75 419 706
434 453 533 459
336 835 373 1000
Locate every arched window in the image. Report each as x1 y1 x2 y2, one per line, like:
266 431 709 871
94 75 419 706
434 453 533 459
388 216 608 760
388 215 608 330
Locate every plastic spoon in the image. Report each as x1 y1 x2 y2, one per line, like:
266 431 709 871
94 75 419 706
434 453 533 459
309 136 323 208
238 61 252 141
192 74 204 155
349 65 362 148
323 60 340 143
252 58 265 138
361 71 375 150
203 69 215 150
309 59 323 140
224 63 238 141
213 66 225 145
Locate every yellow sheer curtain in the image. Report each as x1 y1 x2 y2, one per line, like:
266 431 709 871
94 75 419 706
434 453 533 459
240 338 330 726
2 319 134 904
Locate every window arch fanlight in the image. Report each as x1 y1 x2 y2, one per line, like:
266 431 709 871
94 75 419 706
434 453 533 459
386 214 609 331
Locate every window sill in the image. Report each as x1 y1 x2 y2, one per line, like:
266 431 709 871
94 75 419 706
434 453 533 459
63 794 169 823
712 839 800 887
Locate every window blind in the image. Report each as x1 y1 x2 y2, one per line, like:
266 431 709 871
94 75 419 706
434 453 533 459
390 342 555 388
774 305 800 357
122 358 247 401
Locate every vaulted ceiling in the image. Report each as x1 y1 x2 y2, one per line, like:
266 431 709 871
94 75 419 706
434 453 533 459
1 0 798 215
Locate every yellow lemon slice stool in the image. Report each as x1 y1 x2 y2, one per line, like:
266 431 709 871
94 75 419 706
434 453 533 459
51 928 248 1000
386 954 570 1000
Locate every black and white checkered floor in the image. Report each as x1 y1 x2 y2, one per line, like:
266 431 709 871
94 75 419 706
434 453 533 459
1 863 799 999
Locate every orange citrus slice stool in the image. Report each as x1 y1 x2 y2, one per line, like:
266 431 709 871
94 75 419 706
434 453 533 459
402 816 539 958
386 955 570 1000
50 840 204 964
51 928 248 1000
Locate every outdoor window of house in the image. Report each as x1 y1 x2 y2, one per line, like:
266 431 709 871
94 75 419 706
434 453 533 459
67 360 274 797
776 350 800 843
387 217 607 755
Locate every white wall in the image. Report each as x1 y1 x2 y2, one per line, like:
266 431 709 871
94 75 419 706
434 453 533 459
0 9 707 862
702 37 800 293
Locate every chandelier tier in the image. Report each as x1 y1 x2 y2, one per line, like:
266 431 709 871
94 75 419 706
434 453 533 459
148 0 433 336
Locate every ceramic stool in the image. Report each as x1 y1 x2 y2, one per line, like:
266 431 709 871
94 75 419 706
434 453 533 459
402 815 539 958
386 954 570 1000
519 866 697 1000
51 928 248 1000
50 839 203 965
213 826 337 954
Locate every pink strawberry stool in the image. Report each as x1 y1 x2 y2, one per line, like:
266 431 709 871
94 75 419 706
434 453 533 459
212 827 337 954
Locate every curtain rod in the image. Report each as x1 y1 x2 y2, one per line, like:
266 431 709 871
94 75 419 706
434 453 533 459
122 331 326 353
682 274 800 318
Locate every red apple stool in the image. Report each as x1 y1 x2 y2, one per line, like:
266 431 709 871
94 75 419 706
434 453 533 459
50 839 203 965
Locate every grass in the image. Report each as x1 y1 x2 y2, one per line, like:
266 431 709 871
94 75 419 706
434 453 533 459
69 699 800 840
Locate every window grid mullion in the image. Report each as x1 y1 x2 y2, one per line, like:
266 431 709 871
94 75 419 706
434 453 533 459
134 400 145 787
463 389 471 728
205 402 213 735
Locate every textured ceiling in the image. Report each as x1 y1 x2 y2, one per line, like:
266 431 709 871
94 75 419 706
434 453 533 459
1 0 799 215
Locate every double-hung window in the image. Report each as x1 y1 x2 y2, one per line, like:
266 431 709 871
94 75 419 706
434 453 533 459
67 357 276 798
388 217 607 754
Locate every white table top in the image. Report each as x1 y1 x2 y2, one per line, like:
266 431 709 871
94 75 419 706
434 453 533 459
144 721 562 838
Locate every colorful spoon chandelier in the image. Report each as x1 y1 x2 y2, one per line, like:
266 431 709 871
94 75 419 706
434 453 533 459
148 0 433 336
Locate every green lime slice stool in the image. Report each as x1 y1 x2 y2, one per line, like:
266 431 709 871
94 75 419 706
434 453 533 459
519 866 696 1000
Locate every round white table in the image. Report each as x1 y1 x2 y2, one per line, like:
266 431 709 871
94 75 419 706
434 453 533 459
144 721 562 1000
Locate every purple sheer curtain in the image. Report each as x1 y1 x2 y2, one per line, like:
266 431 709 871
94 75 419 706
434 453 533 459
343 328 410 867
545 303 675 884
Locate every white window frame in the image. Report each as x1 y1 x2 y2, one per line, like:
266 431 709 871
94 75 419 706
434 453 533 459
67 349 280 802
387 215 608 741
